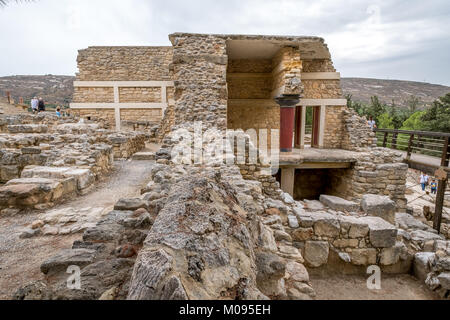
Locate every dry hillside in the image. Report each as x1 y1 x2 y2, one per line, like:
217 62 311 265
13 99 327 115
0 75 449 109
341 77 450 108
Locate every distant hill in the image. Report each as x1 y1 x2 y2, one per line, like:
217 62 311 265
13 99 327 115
0 75 73 107
0 75 448 109
341 77 450 109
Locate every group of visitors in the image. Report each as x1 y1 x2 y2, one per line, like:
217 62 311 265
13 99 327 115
30 96 62 117
419 172 438 194
30 96 45 113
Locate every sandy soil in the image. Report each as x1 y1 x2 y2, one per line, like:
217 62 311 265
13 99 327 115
310 274 439 300
0 159 155 300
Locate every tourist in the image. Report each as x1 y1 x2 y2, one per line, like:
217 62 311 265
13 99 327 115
55 106 61 118
430 179 437 194
31 96 38 113
368 116 377 130
38 97 45 112
419 172 428 191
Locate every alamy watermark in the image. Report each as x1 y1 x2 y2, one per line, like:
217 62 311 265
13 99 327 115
169 122 280 174
66 265 81 290
366 265 381 290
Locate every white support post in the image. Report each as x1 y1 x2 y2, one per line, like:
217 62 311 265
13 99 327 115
113 86 121 131
161 85 167 114
281 167 295 197
300 105 306 149
319 105 326 148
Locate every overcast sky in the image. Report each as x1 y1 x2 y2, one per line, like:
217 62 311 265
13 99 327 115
1 0 449 85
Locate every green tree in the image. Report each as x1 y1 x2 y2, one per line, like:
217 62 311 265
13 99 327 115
406 95 421 113
377 112 394 129
368 95 386 120
420 93 450 132
401 110 427 131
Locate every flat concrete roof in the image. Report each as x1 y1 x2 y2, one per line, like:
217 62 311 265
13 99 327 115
279 148 359 168
169 33 332 60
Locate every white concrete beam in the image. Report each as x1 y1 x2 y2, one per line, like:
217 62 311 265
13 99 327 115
73 80 174 87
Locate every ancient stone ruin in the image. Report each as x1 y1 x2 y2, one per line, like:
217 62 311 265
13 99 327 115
2 33 449 300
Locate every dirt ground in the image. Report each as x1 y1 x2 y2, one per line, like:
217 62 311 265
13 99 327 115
0 159 155 300
310 274 439 300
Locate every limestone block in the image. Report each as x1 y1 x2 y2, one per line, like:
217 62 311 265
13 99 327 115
363 216 398 248
292 228 314 241
395 212 429 231
437 272 450 289
288 215 299 228
361 194 396 224
413 252 435 281
304 241 329 267
410 230 445 243
350 248 377 266
65 168 94 190
380 242 404 266
319 194 359 212
313 216 340 237
40 248 96 274
340 216 370 238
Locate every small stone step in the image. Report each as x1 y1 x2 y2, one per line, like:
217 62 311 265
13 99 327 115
132 152 155 161
319 194 359 212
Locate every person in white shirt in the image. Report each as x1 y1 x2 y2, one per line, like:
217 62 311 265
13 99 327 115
420 172 429 191
368 116 377 130
31 97 38 114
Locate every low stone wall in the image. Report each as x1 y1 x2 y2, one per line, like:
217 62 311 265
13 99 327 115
107 132 147 159
288 208 410 273
70 109 115 130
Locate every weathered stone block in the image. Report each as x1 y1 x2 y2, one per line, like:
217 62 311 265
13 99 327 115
364 216 398 248
361 194 396 224
304 241 329 267
314 217 340 237
292 227 314 241
413 252 435 281
40 248 96 274
319 194 359 212
350 248 377 266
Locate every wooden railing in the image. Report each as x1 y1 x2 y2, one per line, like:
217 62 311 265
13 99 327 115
374 128 450 166
374 128 450 233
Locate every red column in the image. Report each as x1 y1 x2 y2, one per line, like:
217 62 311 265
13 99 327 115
294 106 302 148
280 106 295 152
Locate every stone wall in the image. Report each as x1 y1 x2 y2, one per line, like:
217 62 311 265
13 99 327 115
70 109 115 130
118 87 161 103
120 109 162 123
341 108 377 151
72 46 174 130
323 106 346 149
272 47 303 96
302 80 342 99
157 103 175 142
169 33 228 130
228 75 272 99
76 46 173 81
301 59 336 72
73 87 114 103
227 100 279 150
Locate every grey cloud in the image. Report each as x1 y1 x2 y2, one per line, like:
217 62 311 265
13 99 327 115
0 0 448 85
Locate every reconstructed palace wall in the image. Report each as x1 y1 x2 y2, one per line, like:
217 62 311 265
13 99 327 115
71 46 174 130
169 33 228 130
76 46 173 81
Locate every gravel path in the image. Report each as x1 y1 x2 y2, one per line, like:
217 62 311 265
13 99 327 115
310 274 439 300
0 159 155 299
